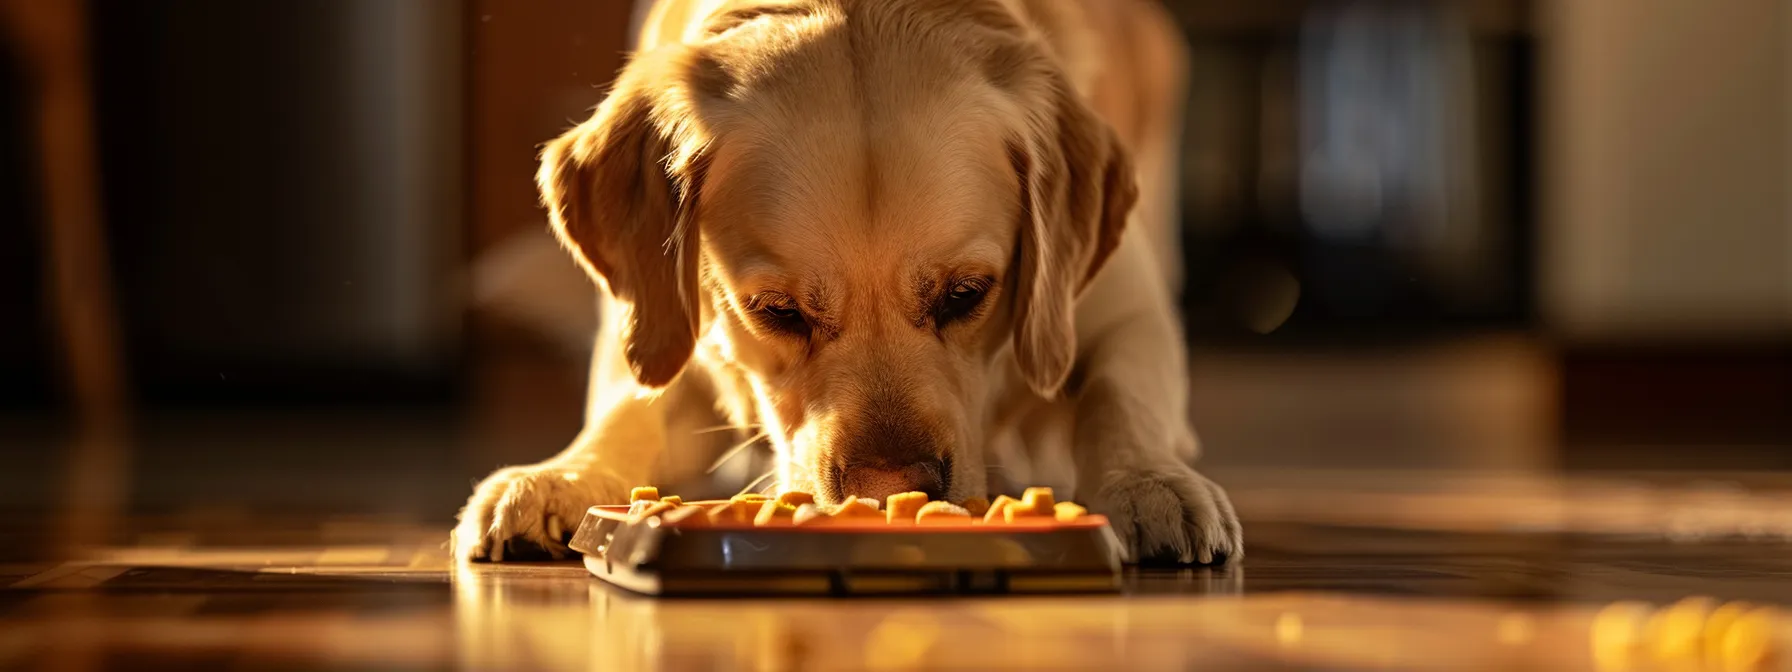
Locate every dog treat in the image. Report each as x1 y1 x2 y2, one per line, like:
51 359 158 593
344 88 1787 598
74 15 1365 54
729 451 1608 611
791 503 825 526
1648 596 1717 660
961 497 991 518
620 485 1098 530
776 491 815 508
885 492 930 523
983 495 1018 523
832 496 883 519
1720 605 1781 671
1591 601 1656 668
1589 598 1782 671
755 500 798 526
915 501 971 523
1004 487 1056 522
1053 502 1087 522
1704 601 1755 666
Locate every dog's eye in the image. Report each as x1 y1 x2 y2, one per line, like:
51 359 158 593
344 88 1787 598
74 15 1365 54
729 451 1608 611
937 279 990 325
749 293 808 334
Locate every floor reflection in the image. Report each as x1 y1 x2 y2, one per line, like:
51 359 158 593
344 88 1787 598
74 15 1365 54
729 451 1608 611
444 561 1635 671
6 470 1792 670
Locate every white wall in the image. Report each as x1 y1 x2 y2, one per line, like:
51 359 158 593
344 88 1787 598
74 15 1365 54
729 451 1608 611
1543 0 1792 342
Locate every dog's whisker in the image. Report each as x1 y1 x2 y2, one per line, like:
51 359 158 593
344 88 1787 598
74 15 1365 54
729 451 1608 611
706 431 770 474
690 423 762 436
737 469 777 497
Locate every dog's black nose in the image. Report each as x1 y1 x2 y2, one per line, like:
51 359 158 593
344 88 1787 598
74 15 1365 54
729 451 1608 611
836 458 947 503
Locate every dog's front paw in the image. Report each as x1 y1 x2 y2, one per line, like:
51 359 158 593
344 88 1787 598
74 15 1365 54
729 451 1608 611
452 464 627 562
1089 465 1241 565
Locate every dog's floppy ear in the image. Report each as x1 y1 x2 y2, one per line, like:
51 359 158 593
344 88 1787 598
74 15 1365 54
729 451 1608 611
537 51 711 388
1008 74 1137 397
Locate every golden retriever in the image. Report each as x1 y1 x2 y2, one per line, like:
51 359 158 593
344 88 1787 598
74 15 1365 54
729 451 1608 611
454 0 1241 565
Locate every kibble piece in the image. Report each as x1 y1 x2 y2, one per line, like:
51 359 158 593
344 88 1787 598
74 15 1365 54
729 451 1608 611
708 500 758 524
1720 606 1780 671
1704 601 1754 666
1650 596 1716 661
961 497 990 518
755 500 798 526
832 496 883 519
915 501 972 523
886 492 929 523
791 503 824 526
776 492 815 508
1591 601 1657 670
1053 502 1087 522
630 486 661 502
982 495 1017 523
1004 488 1056 522
660 495 682 506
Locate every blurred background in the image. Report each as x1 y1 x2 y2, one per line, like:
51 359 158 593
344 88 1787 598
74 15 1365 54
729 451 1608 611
2 0 1787 528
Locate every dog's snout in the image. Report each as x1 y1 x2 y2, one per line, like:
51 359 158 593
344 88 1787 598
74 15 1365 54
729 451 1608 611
835 459 948 503
821 382 954 503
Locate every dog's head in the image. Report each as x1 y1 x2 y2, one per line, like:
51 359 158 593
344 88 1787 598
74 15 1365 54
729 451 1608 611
537 0 1135 504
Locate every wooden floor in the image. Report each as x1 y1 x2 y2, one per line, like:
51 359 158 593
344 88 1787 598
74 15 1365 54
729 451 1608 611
4 470 1790 671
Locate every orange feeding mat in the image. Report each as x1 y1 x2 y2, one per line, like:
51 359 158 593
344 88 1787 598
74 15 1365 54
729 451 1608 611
571 486 1123 596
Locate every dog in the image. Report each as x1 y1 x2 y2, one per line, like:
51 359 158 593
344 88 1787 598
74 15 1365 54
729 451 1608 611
453 0 1241 565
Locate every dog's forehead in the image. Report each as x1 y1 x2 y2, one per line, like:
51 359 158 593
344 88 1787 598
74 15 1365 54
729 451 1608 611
700 108 1020 285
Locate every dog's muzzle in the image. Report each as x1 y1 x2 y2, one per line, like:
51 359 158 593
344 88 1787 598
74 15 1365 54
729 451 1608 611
826 456 951 504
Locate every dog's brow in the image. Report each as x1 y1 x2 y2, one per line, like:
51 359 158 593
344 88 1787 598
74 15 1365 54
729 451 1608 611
801 284 831 314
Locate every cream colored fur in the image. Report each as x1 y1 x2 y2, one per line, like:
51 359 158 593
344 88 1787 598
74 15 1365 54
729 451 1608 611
455 0 1241 565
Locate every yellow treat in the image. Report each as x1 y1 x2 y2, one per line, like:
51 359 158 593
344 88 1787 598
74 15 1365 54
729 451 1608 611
708 500 757 524
1053 502 1087 522
915 501 972 523
629 486 661 502
732 493 771 503
886 492 929 523
1720 606 1780 672
1705 601 1755 667
776 491 815 507
1004 488 1056 522
1650 596 1716 661
961 497 990 518
831 496 883 519
628 500 677 522
660 495 682 506
755 501 798 525
1591 600 1656 671
791 504 825 526
982 495 1017 523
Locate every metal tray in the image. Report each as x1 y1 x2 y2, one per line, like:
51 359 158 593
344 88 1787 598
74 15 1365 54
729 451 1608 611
569 502 1123 596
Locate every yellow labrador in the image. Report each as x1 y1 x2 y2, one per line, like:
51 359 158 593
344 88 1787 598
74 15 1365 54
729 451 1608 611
454 0 1241 565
